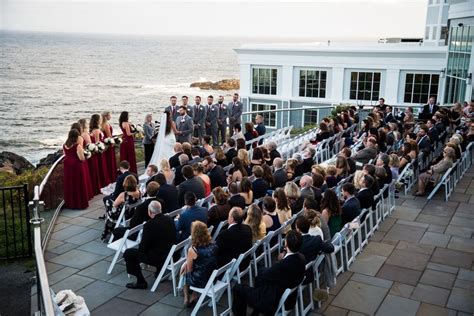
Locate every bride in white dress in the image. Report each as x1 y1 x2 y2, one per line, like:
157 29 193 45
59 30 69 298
148 111 177 170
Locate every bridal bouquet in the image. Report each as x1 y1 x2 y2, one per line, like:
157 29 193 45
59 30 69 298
86 143 98 153
96 141 106 153
114 136 123 145
83 150 92 159
103 137 115 146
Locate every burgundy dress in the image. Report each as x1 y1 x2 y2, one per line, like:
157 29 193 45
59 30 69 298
63 143 90 209
104 124 117 181
88 135 102 195
82 140 94 200
120 125 137 174
92 133 111 188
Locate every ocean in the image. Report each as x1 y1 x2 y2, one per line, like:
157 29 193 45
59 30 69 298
0 31 252 165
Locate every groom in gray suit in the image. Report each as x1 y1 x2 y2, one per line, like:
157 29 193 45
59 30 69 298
176 106 194 143
228 92 243 130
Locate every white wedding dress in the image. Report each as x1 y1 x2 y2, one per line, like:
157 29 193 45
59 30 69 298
147 113 176 171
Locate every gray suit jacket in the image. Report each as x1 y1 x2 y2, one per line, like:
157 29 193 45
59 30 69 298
164 105 179 122
176 115 194 143
142 122 155 145
217 103 228 125
228 101 243 126
353 147 377 165
193 104 207 128
206 104 219 127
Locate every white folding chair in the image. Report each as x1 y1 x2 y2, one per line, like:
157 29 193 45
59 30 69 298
150 237 191 295
212 220 228 242
106 222 145 274
275 286 300 316
298 259 316 316
252 231 273 275
190 259 236 316
230 243 257 287
331 233 345 276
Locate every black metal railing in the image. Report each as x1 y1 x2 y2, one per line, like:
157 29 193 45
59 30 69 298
0 184 32 260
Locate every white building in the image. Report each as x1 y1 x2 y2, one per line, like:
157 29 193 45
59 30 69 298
234 0 474 130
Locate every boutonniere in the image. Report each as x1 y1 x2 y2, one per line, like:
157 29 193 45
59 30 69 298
211 107 215 111
200 106 204 110
181 117 185 123
223 106 226 110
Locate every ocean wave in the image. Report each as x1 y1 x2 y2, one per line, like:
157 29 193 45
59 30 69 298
47 71 66 75
85 84 143 89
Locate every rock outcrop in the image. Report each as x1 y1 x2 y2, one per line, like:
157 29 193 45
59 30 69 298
0 152 35 175
36 150 63 169
190 79 240 90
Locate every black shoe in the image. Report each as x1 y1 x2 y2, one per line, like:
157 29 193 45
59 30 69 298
98 215 105 220
126 281 148 289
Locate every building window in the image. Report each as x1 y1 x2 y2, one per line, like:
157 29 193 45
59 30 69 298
404 73 440 104
303 109 318 126
252 68 278 95
251 103 277 127
299 70 327 98
349 71 381 101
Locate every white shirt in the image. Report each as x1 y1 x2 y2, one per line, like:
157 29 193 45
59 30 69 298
283 250 296 259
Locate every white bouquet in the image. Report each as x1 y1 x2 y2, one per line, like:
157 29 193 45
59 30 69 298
83 150 92 159
96 141 106 153
114 136 123 145
103 137 115 145
130 124 138 133
86 143 98 153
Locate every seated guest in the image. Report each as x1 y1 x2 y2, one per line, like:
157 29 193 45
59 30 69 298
216 207 253 267
273 188 292 233
356 175 375 210
180 221 218 306
255 114 266 137
244 122 258 144
203 156 227 189
208 187 231 229
112 175 142 210
426 119 440 142
325 165 338 188
261 164 274 189
292 153 304 177
177 165 205 207
228 157 247 183
244 204 266 242
251 166 269 200
236 138 246 150
112 181 159 241
415 146 455 196
285 181 304 214
341 183 361 224
389 154 400 181
193 163 211 197
417 125 432 155
303 197 330 241
301 147 316 173
320 190 343 238
240 177 254 205
285 158 298 181
303 208 324 240
272 157 287 189
341 148 356 174
266 141 281 166
363 164 380 195
262 196 281 233
353 137 378 165
159 159 175 185
214 147 228 167
300 175 316 200
182 142 193 160
261 146 272 165
123 201 176 289
174 153 189 186
311 173 324 204
224 138 238 164
155 173 179 214
335 156 349 181
238 149 252 175
169 143 183 169
228 182 246 209
376 153 393 185
231 123 245 141
250 147 264 167
175 192 208 241
202 135 214 155
233 230 306 316
316 122 331 142
144 164 159 187
188 147 203 165
102 160 134 207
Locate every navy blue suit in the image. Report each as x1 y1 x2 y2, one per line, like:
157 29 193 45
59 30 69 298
341 196 361 225
175 205 208 241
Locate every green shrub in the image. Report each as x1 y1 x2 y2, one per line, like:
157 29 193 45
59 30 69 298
290 124 318 136
0 167 48 192
330 103 353 119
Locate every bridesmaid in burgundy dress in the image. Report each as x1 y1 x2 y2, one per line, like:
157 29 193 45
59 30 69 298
101 111 117 181
119 111 137 174
71 122 93 200
90 114 111 188
79 118 101 195
63 129 89 209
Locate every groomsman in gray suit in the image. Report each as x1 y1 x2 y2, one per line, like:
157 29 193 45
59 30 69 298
206 95 219 145
217 95 228 145
228 93 243 131
192 96 207 142
181 96 193 118
164 96 179 122
176 106 194 143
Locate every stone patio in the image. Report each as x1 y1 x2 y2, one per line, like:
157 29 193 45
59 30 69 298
33 167 474 315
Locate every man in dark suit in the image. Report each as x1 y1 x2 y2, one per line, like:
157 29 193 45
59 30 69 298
175 192 208 241
177 165 205 207
272 158 287 189
188 148 203 165
421 96 440 116
216 207 253 267
203 156 227 189
228 93 243 129
255 114 266 145
174 154 189 186
155 173 179 214
252 166 269 199
217 95 228 145
112 181 159 241
301 148 315 173
356 175 375 210
169 143 183 169
267 141 281 166
384 106 396 125
205 96 219 145
300 175 317 200
353 137 378 165
102 160 137 208
341 183 361 224
228 182 246 209
426 119 440 142
192 96 207 142
233 230 306 316
123 200 176 289
164 96 179 122
417 125 432 155
224 138 237 164
175 106 194 144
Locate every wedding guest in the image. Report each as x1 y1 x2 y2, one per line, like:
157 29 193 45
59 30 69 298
205 95 219 145
155 173 179 214
112 175 142 210
174 154 189 186
285 182 304 214
102 160 134 207
228 182 246 209
144 164 159 189
159 159 175 185
90 114 110 189
262 196 281 233
193 96 207 142
176 192 208 241
202 135 214 155
240 177 254 206
203 156 227 189
228 93 243 129
304 208 324 239
63 129 89 209
356 175 375 210
228 157 247 183
303 197 330 241
273 188 292 233
119 111 137 174
169 143 183 169
261 164 274 188
71 122 93 200
101 111 117 181
252 166 269 200
272 158 286 189
164 96 179 122
231 123 245 141
244 204 266 242
208 187 231 230
320 189 343 237
142 113 155 167
255 114 266 139
214 147 228 167
224 138 237 164
238 149 251 175
177 165 205 207
216 95 228 145
193 163 211 197
341 183 361 224
415 147 455 196
325 165 338 188
267 141 281 165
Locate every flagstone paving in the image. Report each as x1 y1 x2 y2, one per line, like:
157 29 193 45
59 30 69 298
34 168 474 315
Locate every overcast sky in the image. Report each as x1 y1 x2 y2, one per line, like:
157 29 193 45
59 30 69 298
1 0 428 39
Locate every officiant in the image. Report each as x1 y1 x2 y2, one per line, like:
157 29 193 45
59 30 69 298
143 113 156 167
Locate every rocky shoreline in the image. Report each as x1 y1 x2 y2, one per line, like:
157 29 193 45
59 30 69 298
190 78 239 90
0 150 62 175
